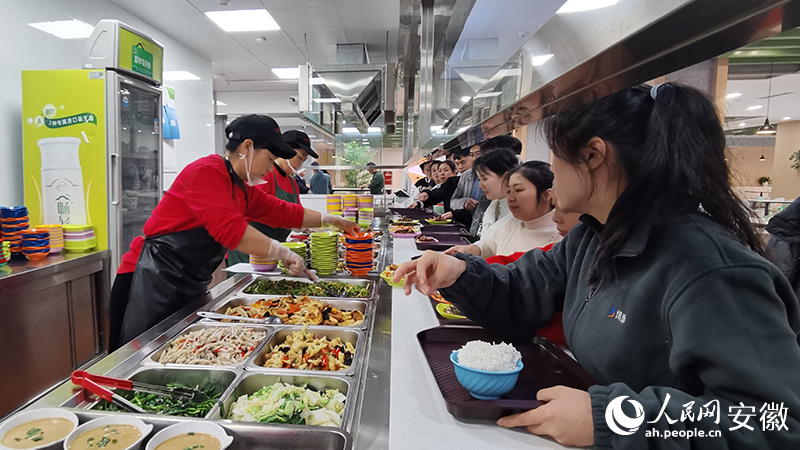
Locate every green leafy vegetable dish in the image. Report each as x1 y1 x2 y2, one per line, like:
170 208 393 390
96 383 221 417
228 382 346 427
244 279 370 298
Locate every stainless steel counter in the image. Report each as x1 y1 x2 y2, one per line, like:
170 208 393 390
5 231 391 450
0 250 112 418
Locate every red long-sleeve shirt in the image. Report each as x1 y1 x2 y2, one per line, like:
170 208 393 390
485 243 566 347
118 155 304 274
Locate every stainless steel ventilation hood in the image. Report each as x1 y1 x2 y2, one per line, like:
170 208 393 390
424 0 800 159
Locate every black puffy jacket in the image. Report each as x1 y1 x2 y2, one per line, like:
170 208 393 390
767 197 800 297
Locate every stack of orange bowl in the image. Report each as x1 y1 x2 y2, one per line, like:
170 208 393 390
1 206 30 258
22 228 50 261
345 232 374 276
326 194 342 213
39 224 64 253
250 254 278 272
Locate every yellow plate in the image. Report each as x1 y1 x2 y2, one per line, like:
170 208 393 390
426 219 453 225
380 271 404 288
436 302 466 320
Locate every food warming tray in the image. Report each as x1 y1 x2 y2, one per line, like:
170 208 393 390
239 276 376 300
208 296 371 330
420 224 470 235
417 326 595 420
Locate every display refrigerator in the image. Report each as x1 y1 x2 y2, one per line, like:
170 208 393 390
22 20 164 270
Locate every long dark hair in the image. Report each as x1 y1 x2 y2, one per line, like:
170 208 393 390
545 83 765 286
473 148 518 177
507 161 554 204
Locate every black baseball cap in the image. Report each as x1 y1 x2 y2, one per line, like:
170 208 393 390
282 129 319 158
225 115 296 159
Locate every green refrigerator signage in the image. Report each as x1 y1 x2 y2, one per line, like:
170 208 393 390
21 69 108 251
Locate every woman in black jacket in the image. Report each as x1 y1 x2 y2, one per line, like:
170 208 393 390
767 197 800 298
411 160 459 212
395 84 800 449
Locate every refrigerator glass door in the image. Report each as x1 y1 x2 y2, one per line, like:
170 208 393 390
117 77 162 255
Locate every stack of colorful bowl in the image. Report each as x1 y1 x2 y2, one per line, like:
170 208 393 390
22 228 50 261
344 207 359 222
358 194 374 209
39 224 64 253
0 239 9 267
249 254 278 272
310 231 338 275
326 194 343 213
345 232 374 276
63 224 97 252
358 207 374 229
278 241 307 273
1 206 30 258
343 194 358 210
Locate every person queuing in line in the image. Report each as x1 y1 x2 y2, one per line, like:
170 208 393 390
309 161 332 194
414 161 436 189
110 115 358 350
395 84 800 449
445 158 559 258
294 167 310 194
446 149 480 229
362 162 385 195
767 196 800 298
410 160 459 211
484 199 582 348
227 129 318 266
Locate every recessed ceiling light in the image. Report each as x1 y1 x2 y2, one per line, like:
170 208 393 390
272 67 299 79
28 19 94 39
531 54 554 66
726 92 742 99
216 100 227 106
461 96 471 103
557 0 619 14
163 71 200 81
452 108 459 113
343 127 359 133
784 116 792 121
747 105 763 111
738 122 747 127
312 98 341 103
205 9 280 32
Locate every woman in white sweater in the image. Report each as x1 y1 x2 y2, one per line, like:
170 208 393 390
445 161 560 258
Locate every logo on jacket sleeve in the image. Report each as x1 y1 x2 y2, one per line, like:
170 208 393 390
606 396 645 435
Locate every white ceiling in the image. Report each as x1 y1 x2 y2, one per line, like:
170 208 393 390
725 73 800 129
112 0 399 92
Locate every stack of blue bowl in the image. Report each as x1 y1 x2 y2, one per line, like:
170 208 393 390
22 228 50 261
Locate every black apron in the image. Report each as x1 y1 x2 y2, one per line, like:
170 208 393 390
119 156 246 343
227 167 299 266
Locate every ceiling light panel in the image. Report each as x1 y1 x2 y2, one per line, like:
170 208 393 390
163 71 201 81
557 0 620 14
28 19 94 39
272 67 299 79
531 54 554 66
205 9 280 32
726 92 742 99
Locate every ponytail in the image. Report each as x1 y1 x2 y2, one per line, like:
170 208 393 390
545 83 764 286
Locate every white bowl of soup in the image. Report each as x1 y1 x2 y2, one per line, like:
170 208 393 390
144 421 232 450
63 416 152 450
0 408 78 450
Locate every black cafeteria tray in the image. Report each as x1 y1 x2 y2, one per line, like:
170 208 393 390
429 295 473 326
421 224 469 235
415 234 469 252
417 326 596 420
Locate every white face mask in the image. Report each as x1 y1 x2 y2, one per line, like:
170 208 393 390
240 149 268 186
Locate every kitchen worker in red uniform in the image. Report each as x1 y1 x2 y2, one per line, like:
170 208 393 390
227 129 317 266
109 115 359 350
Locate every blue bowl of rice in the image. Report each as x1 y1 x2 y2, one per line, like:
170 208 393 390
450 341 523 400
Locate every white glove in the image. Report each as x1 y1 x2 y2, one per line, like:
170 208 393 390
267 240 306 276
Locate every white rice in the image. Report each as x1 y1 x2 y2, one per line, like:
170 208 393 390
456 340 521 372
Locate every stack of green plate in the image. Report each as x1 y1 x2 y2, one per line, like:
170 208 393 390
278 241 307 273
310 231 338 275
